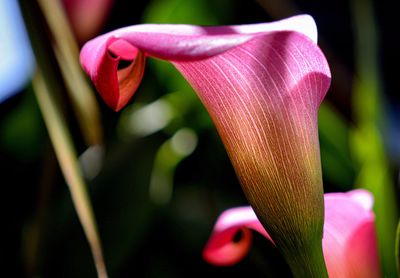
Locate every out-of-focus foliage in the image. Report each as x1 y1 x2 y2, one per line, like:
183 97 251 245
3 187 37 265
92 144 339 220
319 103 355 190
1 0 399 277
350 0 398 275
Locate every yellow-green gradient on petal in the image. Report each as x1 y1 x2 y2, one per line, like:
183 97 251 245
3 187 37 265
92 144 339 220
80 15 331 276
174 32 330 275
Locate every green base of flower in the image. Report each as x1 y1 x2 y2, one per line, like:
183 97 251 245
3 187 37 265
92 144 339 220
281 243 328 278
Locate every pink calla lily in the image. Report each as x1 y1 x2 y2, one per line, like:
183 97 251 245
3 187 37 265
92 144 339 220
80 15 331 275
203 189 381 278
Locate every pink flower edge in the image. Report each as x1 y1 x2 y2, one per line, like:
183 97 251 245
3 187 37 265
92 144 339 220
79 15 323 111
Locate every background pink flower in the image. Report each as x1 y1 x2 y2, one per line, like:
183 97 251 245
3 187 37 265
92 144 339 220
203 189 381 278
62 0 114 43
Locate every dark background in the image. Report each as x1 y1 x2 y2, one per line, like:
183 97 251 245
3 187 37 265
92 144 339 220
1 0 398 277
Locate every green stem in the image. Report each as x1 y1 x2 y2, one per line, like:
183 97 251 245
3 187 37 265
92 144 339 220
33 71 108 278
37 0 103 147
20 2 108 276
282 243 328 278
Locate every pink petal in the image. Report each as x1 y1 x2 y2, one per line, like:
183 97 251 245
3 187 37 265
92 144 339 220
344 221 380 277
80 15 331 264
80 15 320 111
174 29 330 255
203 190 381 278
346 188 374 210
323 190 379 278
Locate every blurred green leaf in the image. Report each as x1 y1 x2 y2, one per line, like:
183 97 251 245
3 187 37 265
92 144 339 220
149 128 198 204
350 0 398 276
318 103 355 189
39 134 164 277
0 88 45 160
143 0 220 25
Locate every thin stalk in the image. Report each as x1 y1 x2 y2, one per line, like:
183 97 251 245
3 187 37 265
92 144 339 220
281 242 328 278
32 70 108 278
36 0 103 146
24 148 56 276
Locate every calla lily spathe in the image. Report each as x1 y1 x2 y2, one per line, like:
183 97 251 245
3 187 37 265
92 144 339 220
203 189 381 278
80 15 331 275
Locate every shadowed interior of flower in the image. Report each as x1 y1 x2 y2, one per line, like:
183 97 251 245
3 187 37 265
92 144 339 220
80 15 331 276
93 38 146 111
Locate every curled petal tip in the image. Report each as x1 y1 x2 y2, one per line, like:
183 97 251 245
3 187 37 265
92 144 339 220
203 206 273 266
108 39 139 60
203 228 253 266
80 37 146 111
